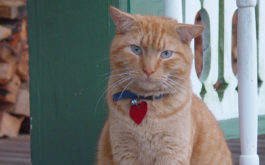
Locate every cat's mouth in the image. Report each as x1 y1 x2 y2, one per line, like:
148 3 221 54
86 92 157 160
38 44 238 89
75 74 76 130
127 78 168 95
140 78 156 83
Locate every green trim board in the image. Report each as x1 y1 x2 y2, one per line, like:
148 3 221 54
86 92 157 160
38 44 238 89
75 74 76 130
219 115 265 140
28 0 119 164
119 0 129 12
129 0 164 15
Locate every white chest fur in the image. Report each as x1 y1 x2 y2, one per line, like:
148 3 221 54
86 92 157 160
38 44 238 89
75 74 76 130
109 102 193 165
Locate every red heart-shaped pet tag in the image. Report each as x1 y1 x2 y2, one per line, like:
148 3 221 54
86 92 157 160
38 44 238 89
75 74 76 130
129 101 148 125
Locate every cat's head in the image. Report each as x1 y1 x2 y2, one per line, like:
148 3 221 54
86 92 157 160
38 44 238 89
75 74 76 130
109 6 204 95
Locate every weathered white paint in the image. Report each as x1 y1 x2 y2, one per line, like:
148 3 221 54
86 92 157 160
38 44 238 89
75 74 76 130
221 0 238 119
199 0 221 119
182 0 264 121
258 0 265 116
237 0 259 164
183 0 202 97
164 0 182 22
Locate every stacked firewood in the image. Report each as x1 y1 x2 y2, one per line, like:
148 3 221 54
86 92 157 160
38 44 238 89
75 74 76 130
0 0 29 138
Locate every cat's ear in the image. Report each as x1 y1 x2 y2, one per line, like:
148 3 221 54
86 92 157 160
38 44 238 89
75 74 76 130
176 24 205 43
109 6 136 34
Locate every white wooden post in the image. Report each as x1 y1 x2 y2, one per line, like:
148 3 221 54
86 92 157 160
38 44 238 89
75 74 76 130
237 0 259 164
164 0 182 22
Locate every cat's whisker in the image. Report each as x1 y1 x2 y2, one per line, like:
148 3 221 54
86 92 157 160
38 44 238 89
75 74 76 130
167 77 188 90
109 76 132 92
100 68 130 76
96 75 112 87
94 86 108 112
110 77 130 90
168 74 186 80
98 71 135 87
166 81 177 91
95 75 133 111
118 79 134 101
162 82 177 94
161 77 185 94
97 70 133 86
110 71 136 78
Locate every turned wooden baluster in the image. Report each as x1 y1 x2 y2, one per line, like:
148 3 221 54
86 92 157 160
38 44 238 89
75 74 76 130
237 0 259 164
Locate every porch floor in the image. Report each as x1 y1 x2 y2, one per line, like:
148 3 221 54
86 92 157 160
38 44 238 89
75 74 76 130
0 135 264 165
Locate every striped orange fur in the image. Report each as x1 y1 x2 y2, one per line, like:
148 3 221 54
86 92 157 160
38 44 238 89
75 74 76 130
97 6 232 165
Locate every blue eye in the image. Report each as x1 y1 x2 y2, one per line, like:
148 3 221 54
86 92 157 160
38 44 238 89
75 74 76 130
130 45 142 55
160 50 173 59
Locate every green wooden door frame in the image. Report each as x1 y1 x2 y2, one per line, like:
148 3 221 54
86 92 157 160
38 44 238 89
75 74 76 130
28 0 118 164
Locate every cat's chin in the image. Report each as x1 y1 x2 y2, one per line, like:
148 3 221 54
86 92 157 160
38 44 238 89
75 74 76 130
128 88 166 97
128 82 171 97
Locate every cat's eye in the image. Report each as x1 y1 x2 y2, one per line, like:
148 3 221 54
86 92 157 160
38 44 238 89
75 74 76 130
160 50 173 59
130 45 142 55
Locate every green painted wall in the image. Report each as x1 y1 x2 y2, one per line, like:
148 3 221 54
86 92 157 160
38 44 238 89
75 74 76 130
28 0 118 164
130 0 164 15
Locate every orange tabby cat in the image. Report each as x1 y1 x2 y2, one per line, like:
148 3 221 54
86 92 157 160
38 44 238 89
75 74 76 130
97 6 233 165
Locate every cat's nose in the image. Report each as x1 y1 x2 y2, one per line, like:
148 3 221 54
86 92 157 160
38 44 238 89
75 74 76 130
143 69 154 77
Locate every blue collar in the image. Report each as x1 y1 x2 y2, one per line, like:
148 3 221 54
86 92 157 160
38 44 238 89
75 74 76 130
113 90 164 102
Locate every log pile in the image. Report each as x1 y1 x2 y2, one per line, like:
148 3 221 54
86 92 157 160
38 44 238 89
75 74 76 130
0 0 29 138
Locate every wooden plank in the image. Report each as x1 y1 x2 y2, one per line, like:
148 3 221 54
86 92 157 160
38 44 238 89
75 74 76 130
0 62 16 84
0 156 31 165
0 145 30 153
0 135 31 165
3 135 265 165
0 19 22 34
20 19 27 44
0 25 11 41
7 32 22 54
0 43 14 63
0 151 30 158
16 50 29 81
0 111 24 137
0 74 21 103
2 89 30 116
227 135 265 165
0 0 26 19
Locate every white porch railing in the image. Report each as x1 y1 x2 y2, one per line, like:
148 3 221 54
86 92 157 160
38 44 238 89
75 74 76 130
165 0 265 121
180 0 264 121
165 0 261 164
